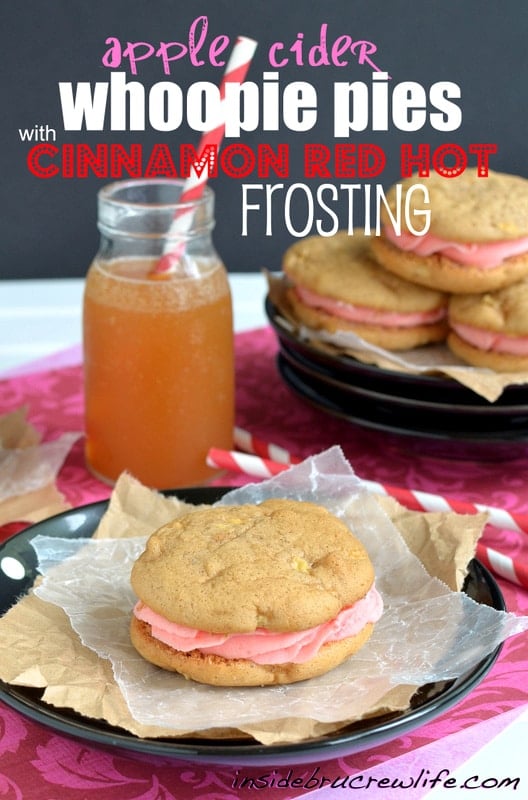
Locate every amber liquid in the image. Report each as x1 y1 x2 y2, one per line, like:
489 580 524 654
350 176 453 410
83 258 234 488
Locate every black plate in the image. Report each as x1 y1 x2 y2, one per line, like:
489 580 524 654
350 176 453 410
280 337 528 418
0 488 504 766
278 354 528 441
266 295 528 459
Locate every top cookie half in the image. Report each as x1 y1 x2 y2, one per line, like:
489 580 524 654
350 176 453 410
381 169 528 241
283 230 446 313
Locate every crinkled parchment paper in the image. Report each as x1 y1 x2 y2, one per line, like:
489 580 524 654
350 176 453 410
0 407 78 525
268 273 528 402
2 449 526 746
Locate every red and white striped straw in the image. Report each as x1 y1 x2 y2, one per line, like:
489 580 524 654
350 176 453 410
207 436 528 590
152 35 258 275
229 430 528 534
234 426 299 466
360 479 527 535
208 446 286 480
476 542 528 588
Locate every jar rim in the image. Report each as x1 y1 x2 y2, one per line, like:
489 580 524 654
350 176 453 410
98 178 213 211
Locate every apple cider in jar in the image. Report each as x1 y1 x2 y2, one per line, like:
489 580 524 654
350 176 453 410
83 180 234 488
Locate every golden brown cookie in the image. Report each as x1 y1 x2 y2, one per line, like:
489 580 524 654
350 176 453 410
283 230 448 350
371 169 528 294
448 280 528 371
130 499 382 686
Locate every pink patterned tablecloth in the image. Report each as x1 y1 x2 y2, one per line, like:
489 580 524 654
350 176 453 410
1 326 528 799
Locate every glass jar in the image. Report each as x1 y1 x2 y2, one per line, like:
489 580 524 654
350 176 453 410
83 179 234 489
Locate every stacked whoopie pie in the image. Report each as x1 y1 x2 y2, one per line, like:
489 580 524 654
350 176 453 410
284 169 528 371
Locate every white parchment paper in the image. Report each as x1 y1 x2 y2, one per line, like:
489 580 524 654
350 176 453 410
32 447 528 734
0 432 80 503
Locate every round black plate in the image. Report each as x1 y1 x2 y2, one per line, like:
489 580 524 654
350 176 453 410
280 338 528 418
278 354 528 442
0 488 504 766
266 295 528 458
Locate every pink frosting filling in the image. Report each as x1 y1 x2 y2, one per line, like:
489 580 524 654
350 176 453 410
295 286 446 328
383 226 528 269
134 584 383 665
451 322 528 356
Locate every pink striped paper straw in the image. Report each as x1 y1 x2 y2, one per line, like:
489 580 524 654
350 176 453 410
229 430 528 535
152 35 258 275
206 446 528 590
476 542 528 588
360 479 528 535
233 426 301 466
208 447 283 479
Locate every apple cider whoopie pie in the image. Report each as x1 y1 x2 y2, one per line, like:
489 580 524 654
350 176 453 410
282 231 448 351
448 279 528 371
370 169 528 294
130 499 383 686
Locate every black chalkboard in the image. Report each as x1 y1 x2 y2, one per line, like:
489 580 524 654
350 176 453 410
1 0 527 279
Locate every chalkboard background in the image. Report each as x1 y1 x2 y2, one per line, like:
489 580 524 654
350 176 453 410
1 0 527 279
